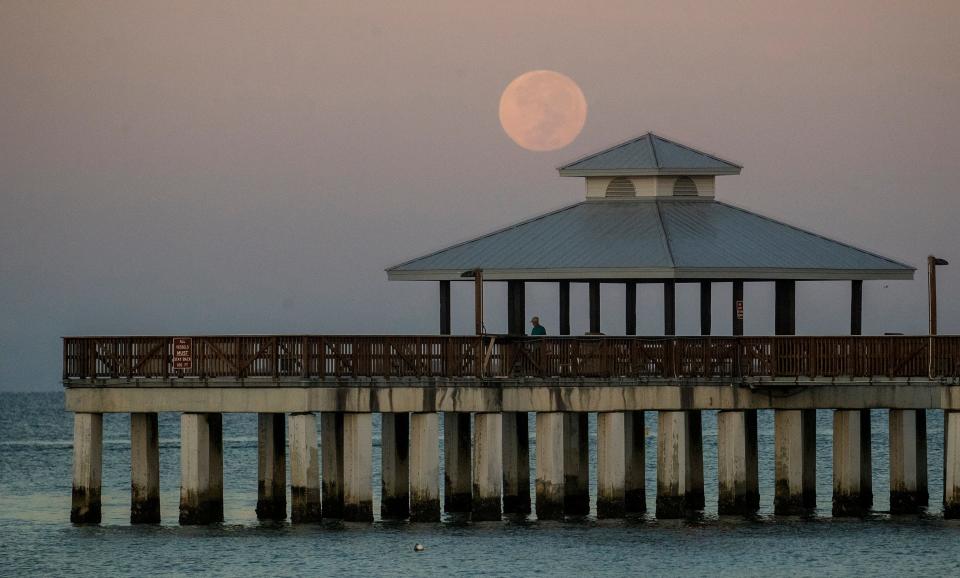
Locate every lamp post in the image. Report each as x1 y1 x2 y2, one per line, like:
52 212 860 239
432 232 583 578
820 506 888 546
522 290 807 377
929 255 949 335
928 255 948 379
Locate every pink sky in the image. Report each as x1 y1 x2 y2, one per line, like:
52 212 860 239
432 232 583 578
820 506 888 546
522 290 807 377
2 1 959 389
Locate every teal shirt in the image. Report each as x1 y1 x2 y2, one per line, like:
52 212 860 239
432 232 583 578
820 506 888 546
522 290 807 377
530 325 546 336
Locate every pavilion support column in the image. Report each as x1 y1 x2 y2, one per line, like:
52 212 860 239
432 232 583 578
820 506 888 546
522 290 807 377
440 280 451 335
472 412 503 521
717 410 759 516
288 412 322 523
207 413 224 523
343 413 373 522
732 281 744 336
597 412 626 518
833 409 873 516
663 281 676 336
559 281 571 335
657 411 690 518
687 282 712 512
179 413 215 525
321 412 345 518
944 411 960 518
700 281 711 336
507 280 525 335
443 412 472 513
409 412 441 522
563 412 590 516
381 412 410 520
502 412 531 515
772 279 815 516
130 412 161 524
774 409 817 516
71 412 103 524
256 413 286 521
625 282 637 336
774 280 796 336
851 280 863 335
889 409 928 514
589 281 601 334
624 411 646 514
535 412 564 520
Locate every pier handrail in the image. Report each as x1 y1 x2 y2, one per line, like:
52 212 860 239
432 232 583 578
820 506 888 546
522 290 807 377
61 334 960 382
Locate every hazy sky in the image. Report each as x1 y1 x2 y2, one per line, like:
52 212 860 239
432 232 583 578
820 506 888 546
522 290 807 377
2 1 959 391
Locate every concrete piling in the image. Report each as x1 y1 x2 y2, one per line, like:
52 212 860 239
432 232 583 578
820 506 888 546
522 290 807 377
535 412 564 520
656 411 691 518
832 409 872 516
943 411 960 518
889 409 928 514
130 412 160 524
774 409 817 516
597 412 626 518
321 412 345 518
255 413 286 521
443 412 472 513
563 412 590 516
717 409 759 516
180 413 215 525
502 412 531 515
624 411 646 514
686 410 705 511
380 412 410 520
343 413 373 522
288 412 322 523
472 412 503 521
409 412 441 522
71 412 103 524
207 413 224 523
68 385 960 526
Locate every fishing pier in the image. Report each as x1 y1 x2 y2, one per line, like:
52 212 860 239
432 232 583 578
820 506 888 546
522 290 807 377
63 134 959 524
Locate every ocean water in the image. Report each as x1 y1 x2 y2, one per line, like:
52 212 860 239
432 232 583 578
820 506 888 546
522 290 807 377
1 392 959 577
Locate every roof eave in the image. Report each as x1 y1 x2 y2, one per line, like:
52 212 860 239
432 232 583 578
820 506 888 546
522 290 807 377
558 167 742 177
386 267 915 282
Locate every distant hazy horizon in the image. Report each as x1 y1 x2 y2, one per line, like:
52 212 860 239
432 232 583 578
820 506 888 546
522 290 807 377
3 1 960 391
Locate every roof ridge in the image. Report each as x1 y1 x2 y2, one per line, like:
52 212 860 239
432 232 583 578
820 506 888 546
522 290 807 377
654 199 676 268
648 133 660 168
386 201 586 272
556 132 653 170
714 201 914 270
651 133 743 169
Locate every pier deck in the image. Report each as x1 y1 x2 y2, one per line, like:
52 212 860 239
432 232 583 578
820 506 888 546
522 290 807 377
61 335 960 523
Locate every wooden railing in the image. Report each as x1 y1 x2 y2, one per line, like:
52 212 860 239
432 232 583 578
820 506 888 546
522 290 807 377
62 335 960 382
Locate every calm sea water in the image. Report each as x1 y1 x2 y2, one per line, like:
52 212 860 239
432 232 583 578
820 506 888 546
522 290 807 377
1 392 959 577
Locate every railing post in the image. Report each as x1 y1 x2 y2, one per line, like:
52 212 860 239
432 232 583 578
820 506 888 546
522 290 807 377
475 336 483 378
62 339 69 381
318 337 326 377
126 338 133 379
273 337 279 379
301 336 309 378
87 340 97 379
162 338 170 379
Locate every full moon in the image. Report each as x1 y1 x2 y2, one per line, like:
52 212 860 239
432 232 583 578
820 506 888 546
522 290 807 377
499 70 587 152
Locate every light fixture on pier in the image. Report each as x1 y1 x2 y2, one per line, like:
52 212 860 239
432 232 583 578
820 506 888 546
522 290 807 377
928 255 949 379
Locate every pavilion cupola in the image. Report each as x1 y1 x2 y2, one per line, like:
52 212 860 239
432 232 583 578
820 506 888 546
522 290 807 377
557 132 742 200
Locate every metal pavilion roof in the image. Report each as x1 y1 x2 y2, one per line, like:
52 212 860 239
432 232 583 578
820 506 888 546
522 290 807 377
557 132 742 176
385 198 914 281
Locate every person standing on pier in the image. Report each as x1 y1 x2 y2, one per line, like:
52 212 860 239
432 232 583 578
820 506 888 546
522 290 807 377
530 316 546 335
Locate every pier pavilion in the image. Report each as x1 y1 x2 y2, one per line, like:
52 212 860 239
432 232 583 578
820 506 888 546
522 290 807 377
64 134 960 526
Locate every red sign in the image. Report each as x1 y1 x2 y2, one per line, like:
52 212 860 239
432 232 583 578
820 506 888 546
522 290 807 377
173 338 193 370
736 300 744 320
